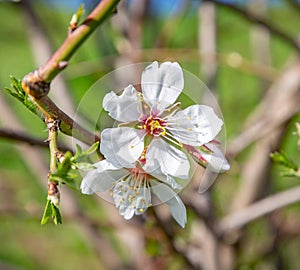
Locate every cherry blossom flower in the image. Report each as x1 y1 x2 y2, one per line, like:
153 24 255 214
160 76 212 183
101 61 228 174
80 157 187 228
80 61 230 228
81 123 189 227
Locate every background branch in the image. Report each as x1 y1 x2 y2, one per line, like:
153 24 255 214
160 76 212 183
227 61 300 158
0 128 47 147
218 186 300 234
0 128 69 151
206 0 300 53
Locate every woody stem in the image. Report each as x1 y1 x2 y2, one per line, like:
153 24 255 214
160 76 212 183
22 0 121 145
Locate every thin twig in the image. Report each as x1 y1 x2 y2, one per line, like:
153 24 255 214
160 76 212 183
0 128 46 147
227 61 300 158
0 93 124 270
68 49 279 81
205 0 300 54
46 119 61 208
22 0 79 119
182 174 235 270
21 0 120 145
21 0 100 145
230 127 286 214
249 0 271 91
0 128 70 151
36 0 120 82
227 62 300 229
31 95 99 145
198 1 218 92
218 186 300 234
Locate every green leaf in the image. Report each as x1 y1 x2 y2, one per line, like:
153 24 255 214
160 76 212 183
41 199 52 225
51 203 62 225
72 142 99 163
50 174 79 190
83 141 99 155
75 4 85 22
280 168 299 177
70 4 85 28
75 162 95 171
73 144 83 160
48 142 99 192
270 151 298 171
4 76 40 118
41 199 62 225
50 150 81 189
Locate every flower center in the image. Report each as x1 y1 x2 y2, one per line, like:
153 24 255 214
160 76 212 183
129 166 149 181
142 115 166 137
109 165 152 217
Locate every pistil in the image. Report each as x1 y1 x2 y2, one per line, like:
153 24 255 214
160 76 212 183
141 115 167 136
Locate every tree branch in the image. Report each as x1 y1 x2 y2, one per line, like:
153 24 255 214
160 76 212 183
218 186 300 234
32 94 99 145
69 49 278 81
227 61 300 158
22 0 79 119
21 0 120 145
205 0 300 54
0 128 70 151
0 128 46 147
34 0 120 83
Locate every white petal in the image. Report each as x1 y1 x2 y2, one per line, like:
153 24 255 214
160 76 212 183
100 127 145 168
113 179 149 219
141 61 184 114
201 143 230 172
143 138 190 179
80 177 94 194
119 204 135 220
149 172 182 190
113 180 134 207
151 180 187 228
168 105 223 146
103 85 142 122
135 186 151 215
80 160 128 194
165 175 182 190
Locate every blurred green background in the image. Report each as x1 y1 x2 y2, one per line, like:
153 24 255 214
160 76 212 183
1 0 300 269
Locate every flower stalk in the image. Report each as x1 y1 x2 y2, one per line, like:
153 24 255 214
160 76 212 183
47 119 60 207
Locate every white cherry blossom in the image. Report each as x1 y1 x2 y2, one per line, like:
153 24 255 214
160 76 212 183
80 61 230 228
102 61 227 173
81 159 187 228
